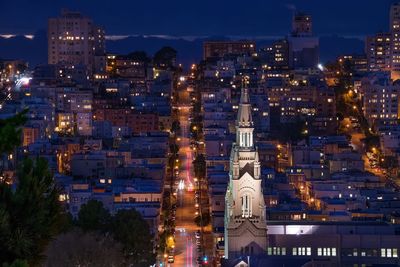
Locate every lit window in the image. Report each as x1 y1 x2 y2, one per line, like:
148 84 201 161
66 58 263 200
361 251 366 257
332 248 337 256
381 248 386 257
353 249 358 257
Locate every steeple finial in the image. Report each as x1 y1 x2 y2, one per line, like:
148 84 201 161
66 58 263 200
240 76 250 104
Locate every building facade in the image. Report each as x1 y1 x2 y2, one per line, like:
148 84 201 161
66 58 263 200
48 9 106 76
366 32 392 72
224 86 267 258
203 41 256 60
391 2 400 80
288 12 319 69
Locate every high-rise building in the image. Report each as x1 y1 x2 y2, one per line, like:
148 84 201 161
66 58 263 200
224 85 267 259
203 41 256 60
48 9 106 77
261 39 290 70
292 12 312 37
288 12 319 69
390 2 400 80
366 32 392 72
360 75 400 126
338 54 368 73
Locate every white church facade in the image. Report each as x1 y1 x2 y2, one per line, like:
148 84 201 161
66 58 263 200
224 85 267 259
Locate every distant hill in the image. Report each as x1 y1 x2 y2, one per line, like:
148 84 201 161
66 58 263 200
319 35 365 62
0 31 365 68
0 30 48 66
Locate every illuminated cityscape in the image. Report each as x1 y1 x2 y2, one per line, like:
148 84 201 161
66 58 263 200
2 1 400 267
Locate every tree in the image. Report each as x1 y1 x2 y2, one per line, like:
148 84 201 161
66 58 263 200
153 46 177 69
194 212 210 227
0 111 63 266
127 51 150 63
171 120 181 134
112 209 156 267
0 158 63 265
0 109 27 155
193 154 206 179
77 200 111 232
169 143 179 156
2 259 28 267
272 118 306 143
44 228 125 267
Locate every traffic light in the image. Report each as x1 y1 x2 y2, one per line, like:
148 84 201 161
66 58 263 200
203 255 208 264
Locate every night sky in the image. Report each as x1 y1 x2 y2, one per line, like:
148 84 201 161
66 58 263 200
0 0 397 37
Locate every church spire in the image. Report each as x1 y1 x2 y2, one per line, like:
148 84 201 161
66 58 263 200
225 78 267 259
236 76 254 148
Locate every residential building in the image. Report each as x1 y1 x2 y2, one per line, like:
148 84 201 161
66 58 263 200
360 76 400 126
48 9 106 76
203 41 256 60
288 12 319 69
366 32 392 72
391 2 400 80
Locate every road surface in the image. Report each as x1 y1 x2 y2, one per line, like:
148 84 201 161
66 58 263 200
173 91 200 267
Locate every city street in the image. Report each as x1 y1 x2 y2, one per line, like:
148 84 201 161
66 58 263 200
345 117 379 174
345 117 391 181
173 91 199 267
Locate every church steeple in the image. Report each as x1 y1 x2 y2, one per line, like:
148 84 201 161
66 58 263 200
225 76 267 259
236 78 254 148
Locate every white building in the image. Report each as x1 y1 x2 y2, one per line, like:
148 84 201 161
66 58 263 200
224 86 267 258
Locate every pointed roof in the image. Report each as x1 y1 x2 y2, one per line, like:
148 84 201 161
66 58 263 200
240 86 250 104
237 86 253 128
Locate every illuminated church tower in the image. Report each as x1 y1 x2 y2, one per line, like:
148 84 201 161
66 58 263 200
224 81 267 259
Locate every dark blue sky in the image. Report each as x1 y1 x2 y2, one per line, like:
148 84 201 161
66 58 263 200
0 0 396 37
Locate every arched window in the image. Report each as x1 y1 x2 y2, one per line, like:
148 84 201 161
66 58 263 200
241 194 252 218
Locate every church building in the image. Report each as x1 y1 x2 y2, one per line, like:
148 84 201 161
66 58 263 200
224 84 267 259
